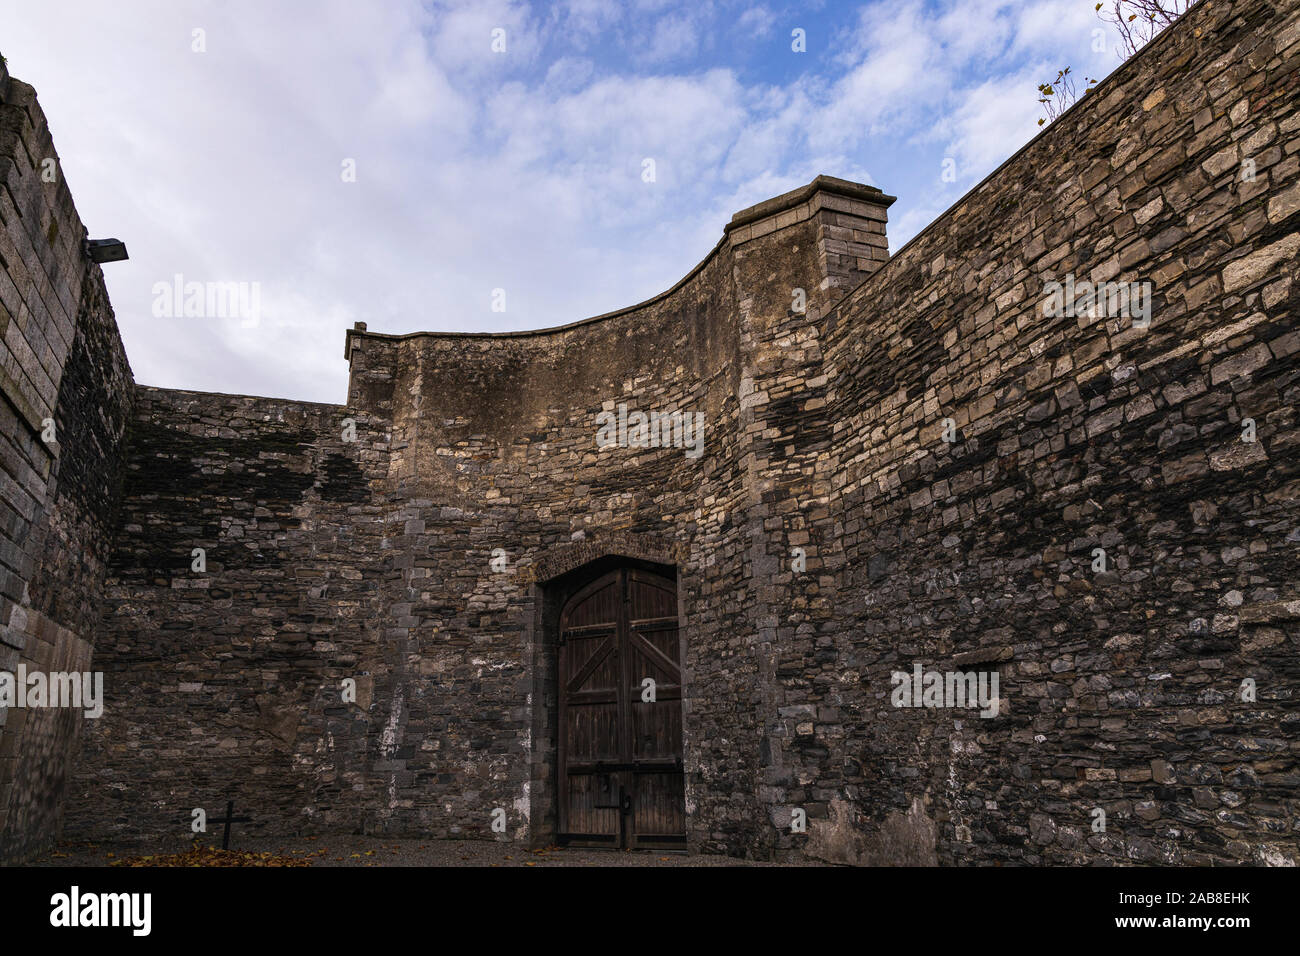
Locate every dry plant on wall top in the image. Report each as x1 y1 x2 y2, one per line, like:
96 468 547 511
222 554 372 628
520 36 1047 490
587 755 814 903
1036 1 1192 126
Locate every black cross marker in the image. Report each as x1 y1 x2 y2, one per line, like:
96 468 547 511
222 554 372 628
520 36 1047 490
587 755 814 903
210 800 252 851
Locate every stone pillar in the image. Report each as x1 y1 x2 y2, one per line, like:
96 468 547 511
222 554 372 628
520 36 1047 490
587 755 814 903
717 175 893 857
724 174 895 321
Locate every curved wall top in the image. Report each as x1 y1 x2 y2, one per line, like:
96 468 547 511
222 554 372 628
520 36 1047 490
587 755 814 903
343 176 895 420
341 175 895 497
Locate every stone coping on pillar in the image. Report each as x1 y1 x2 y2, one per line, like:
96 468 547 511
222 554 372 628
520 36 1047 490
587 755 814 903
723 174 897 246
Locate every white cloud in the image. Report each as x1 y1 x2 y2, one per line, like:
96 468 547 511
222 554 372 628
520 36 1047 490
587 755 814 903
736 6 777 38
0 0 1135 404
427 0 541 74
943 67 1045 176
562 0 623 39
640 14 703 64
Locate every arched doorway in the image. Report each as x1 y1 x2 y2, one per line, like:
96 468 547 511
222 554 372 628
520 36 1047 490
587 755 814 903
556 566 685 848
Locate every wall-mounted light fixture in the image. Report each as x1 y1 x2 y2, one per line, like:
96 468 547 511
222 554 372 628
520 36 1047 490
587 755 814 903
85 238 129 263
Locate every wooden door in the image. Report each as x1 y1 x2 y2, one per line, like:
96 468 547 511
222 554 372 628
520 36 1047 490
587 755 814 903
557 568 685 848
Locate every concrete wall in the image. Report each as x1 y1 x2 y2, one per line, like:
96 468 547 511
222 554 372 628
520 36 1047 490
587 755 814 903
0 64 134 861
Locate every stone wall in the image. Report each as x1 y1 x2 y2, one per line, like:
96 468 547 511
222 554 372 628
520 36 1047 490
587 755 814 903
0 65 134 861
65 179 895 848
49 0 1300 865
797 0 1300 864
63 389 390 843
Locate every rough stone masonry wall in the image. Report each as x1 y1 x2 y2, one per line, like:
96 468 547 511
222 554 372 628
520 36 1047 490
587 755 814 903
346 309 739 847
61 389 390 844
0 65 134 861
51 0 1298 865
322 178 888 851
64 241 742 846
793 0 1299 865
66 176 893 851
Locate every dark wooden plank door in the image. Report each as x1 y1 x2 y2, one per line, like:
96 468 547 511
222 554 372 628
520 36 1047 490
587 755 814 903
557 571 622 845
558 568 685 848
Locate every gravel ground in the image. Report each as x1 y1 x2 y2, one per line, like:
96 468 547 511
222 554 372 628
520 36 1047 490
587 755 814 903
30 834 824 867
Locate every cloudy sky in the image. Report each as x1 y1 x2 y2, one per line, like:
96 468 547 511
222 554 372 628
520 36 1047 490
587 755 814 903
1 0 1140 404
